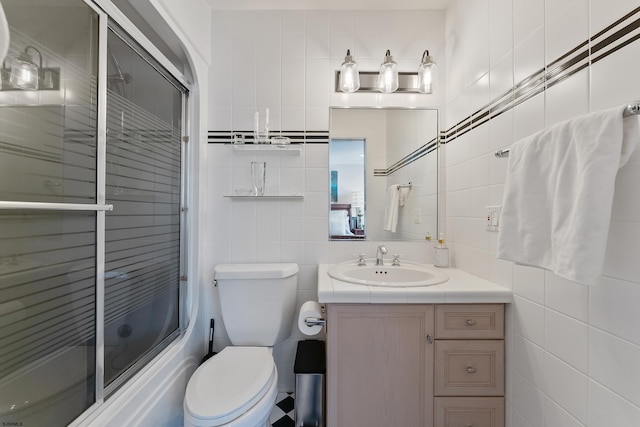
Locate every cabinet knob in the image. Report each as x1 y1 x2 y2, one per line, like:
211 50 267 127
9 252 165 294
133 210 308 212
426 334 433 344
466 366 477 374
466 318 477 326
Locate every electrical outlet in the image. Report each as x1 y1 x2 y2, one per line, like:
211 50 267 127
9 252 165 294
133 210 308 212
413 208 421 224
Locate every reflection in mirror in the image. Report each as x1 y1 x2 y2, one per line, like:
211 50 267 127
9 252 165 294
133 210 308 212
329 108 438 241
329 139 365 239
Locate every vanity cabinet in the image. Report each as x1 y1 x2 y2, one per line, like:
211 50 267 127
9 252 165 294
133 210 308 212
434 304 505 427
326 303 505 427
326 304 435 427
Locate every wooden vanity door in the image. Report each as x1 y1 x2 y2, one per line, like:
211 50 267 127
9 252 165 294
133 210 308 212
326 304 435 427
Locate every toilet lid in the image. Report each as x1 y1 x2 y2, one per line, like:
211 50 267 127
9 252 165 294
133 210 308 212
185 347 275 423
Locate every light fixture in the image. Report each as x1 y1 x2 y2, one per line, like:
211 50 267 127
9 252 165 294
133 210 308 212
339 49 360 93
334 48 436 94
417 50 437 94
1 45 61 92
376 49 399 93
10 45 41 90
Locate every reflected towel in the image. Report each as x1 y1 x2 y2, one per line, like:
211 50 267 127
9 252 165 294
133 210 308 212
383 184 400 232
497 105 640 285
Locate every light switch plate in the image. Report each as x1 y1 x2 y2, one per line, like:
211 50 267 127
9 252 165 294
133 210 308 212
486 205 501 232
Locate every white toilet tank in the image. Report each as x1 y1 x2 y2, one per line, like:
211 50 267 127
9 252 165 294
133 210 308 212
214 263 298 346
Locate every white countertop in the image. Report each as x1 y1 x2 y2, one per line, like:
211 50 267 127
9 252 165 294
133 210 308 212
318 263 512 304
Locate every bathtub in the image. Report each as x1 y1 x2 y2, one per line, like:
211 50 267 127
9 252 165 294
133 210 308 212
0 347 92 427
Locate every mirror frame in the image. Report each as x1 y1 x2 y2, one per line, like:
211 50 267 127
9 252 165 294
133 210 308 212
328 106 440 242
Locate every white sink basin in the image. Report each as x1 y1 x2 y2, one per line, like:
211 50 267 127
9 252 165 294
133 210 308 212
328 260 449 287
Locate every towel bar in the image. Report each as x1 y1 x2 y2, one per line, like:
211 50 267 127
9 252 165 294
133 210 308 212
396 182 412 189
495 101 640 158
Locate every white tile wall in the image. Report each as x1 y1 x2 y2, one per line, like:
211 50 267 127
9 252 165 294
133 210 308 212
445 0 640 425
545 0 589 64
205 1 640 413
544 309 589 373
206 9 446 390
544 397 584 427
589 380 640 427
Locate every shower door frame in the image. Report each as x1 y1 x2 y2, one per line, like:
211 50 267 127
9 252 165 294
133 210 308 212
0 0 192 417
100 18 190 398
92 0 192 406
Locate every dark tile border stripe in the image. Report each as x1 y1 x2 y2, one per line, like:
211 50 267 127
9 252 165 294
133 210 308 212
374 137 438 176
442 6 640 145
207 130 329 144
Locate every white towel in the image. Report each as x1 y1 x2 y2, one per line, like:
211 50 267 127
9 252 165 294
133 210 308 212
497 105 639 285
383 185 400 232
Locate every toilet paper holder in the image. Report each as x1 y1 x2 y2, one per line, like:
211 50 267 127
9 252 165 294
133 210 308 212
304 317 326 327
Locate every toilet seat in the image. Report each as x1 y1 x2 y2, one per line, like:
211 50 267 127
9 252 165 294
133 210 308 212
184 347 276 426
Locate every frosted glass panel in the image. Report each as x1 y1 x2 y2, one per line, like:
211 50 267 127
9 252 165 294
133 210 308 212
0 0 98 204
0 106 97 203
0 1 98 426
103 29 182 386
0 210 96 426
0 3 187 425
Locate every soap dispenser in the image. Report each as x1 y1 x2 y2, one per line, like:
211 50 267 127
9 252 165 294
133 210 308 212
434 233 449 268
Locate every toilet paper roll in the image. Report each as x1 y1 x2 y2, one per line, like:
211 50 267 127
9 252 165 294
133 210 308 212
298 301 323 336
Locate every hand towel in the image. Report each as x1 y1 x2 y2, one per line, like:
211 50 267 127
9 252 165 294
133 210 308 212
383 184 400 232
497 105 639 285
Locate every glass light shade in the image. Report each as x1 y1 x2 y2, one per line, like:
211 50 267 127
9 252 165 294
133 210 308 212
339 49 360 93
417 50 437 94
377 50 398 93
10 52 39 90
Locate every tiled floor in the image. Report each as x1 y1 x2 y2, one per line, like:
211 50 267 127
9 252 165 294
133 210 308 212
269 393 295 427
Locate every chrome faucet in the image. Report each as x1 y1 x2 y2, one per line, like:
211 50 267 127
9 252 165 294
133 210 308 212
376 245 387 266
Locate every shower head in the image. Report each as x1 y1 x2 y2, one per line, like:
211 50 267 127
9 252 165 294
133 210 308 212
107 72 132 85
107 50 132 95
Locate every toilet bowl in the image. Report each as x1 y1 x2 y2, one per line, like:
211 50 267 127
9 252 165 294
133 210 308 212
183 263 298 427
184 347 277 427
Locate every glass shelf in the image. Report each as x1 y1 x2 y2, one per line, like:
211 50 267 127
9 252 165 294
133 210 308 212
227 144 303 154
224 194 304 200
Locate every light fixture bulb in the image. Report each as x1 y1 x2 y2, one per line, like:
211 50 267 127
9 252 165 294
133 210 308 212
417 50 437 94
10 46 41 90
339 49 360 93
377 49 398 93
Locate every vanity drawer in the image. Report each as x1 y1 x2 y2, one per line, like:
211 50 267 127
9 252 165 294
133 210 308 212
435 397 505 427
435 340 504 396
436 304 504 339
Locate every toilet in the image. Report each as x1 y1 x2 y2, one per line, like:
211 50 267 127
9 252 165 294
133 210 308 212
184 263 299 427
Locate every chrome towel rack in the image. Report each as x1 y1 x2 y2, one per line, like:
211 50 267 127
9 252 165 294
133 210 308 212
396 182 412 189
495 101 640 158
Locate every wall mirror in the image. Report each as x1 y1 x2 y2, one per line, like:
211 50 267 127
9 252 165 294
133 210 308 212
329 108 438 241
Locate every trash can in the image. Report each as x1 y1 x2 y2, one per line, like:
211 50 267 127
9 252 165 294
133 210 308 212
294 340 325 427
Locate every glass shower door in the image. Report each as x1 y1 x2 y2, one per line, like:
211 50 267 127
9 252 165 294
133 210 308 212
103 26 183 390
0 1 100 426
0 1 187 425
